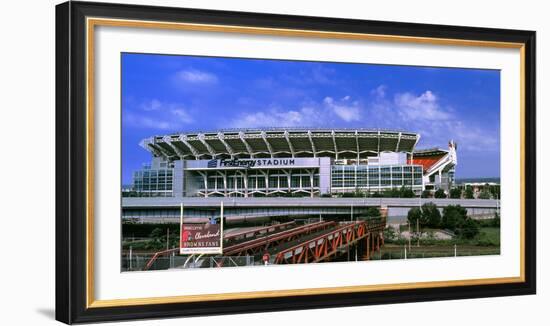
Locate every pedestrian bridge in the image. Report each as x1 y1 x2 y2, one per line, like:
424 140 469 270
143 217 387 270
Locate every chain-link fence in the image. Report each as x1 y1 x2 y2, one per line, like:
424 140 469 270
122 253 255 271
369 246 500 260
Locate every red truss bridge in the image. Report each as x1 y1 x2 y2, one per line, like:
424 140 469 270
273 219 385 264
143 213 387 269
223 221 337 257
223 221 296 245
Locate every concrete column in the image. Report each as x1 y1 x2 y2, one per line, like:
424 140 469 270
172 160 185 198
318 157 331 195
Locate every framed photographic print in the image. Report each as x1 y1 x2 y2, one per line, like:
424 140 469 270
55 1 536 324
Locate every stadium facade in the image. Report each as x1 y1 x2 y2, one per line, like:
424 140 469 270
125 128 457 199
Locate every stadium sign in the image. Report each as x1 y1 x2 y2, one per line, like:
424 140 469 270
180 223 222 254
187 157 320 170
217 158 296 168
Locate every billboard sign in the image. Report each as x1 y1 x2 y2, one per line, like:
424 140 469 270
185 157 321 170
180 222 222 254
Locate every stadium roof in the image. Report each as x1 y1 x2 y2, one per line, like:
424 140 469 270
140 128 420 160
412 148 449 156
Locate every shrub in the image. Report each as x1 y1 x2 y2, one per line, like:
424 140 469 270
493 213 501 227
478 189 492 199
365 207 381 218
422 202 441 228
383 187 400 198
449 188 462 199
489 185 501 199
434 189 447 198
441 205 467 230
457 217 480 239
383 227 397 242
399 186 416 198
464 186 474 199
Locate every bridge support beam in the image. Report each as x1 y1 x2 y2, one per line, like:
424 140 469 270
365 234 370 260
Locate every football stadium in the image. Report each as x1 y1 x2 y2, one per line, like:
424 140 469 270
120 128 507 270
122 128 460 224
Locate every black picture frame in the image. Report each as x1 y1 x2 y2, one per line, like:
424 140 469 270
56 1 536 324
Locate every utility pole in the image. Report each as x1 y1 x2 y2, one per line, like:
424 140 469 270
220 201 224 254
129 246 133 271
417 218 420 247
179 202 183 254
408 221 411 251
166 228 170 251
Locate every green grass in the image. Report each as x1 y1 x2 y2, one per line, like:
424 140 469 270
374 243 500 260
387 226 500 247
473 227 500 246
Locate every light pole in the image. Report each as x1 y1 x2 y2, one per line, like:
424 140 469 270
408 221 411 251
417 189 423 248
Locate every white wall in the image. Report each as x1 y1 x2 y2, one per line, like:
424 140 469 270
0 0 546 325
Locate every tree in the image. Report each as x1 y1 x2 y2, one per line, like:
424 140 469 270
422 202 441 228
383 187 400 198
365 207 381 218
434 189 447 198
449 188 462 199
145 228 166 250
489 185 501 199
457 218 479 239
407 207 422 226
399 186 415 198
464 186 474 199
421 190 432 198
383 226 397 242
492 212 501 227
353 187 366 198
478 189 492 199
441 205 468 231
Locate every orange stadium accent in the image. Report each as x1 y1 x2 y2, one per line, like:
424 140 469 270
408 154 446 172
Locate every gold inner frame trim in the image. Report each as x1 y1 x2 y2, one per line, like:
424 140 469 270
85 17 527 308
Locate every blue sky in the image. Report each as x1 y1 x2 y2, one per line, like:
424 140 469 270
122 53 500 184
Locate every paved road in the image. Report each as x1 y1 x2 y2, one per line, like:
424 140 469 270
123 196 498 208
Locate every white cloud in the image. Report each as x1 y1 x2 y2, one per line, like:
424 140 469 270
444 121 498 151
323 96 361 122
175 69 218 84
308 65 334 84
365 87 498 152
371 85 387 99
230 106 320 128
124 99 194 131
124 114 176 130
229 95 364 128
170 108 193 124
141 99 162 111
394 90 451 121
